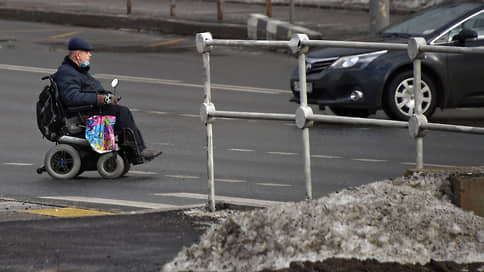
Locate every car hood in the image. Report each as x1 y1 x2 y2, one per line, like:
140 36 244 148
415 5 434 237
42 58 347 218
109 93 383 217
306 37 407 59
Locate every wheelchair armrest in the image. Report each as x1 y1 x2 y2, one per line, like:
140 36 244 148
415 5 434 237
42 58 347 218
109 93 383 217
66 105 95 113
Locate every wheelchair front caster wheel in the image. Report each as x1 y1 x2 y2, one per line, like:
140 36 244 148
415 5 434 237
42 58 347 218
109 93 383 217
97 153 126 179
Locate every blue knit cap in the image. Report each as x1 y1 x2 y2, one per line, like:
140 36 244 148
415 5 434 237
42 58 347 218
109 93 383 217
68 37 93 51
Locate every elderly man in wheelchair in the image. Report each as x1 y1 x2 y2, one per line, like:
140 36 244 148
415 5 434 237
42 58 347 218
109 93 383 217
36 37 161 179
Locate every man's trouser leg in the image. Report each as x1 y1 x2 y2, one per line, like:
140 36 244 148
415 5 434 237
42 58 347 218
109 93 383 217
101 104 146 152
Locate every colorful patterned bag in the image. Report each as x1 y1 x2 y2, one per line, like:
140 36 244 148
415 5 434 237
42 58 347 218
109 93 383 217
85 115 116 153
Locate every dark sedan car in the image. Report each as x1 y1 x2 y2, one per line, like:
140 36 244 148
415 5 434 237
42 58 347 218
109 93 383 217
290 2 484 120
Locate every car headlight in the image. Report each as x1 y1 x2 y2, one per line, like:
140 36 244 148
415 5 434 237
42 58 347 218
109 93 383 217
330 50 388 69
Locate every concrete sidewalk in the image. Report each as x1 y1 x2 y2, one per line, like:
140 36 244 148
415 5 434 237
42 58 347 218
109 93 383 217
0 0 405 39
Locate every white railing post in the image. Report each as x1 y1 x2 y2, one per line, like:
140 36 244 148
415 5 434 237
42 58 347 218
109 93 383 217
196 33 217 212
408 37 428 169
290 34 313 200
194 33 484 207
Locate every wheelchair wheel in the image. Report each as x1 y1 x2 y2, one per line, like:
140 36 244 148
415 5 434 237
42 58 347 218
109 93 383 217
44 144 82 180
97 153 125 179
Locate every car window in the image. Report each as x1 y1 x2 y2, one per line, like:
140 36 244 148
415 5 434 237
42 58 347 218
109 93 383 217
463 12 484 38
434 11 484 43
382 3 482 36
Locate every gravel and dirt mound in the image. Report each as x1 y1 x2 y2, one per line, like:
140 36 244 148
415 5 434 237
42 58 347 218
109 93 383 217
163 170 484 272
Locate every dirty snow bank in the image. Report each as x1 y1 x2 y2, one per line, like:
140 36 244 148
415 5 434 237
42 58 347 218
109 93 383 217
162 171 484 272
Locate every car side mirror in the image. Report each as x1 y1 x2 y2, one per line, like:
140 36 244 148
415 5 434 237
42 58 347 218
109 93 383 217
452 28 477 44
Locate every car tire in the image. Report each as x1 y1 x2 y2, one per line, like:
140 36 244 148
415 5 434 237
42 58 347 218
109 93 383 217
383 71 437 121
329 106 373 118
44 144 82 180
97 153 125 179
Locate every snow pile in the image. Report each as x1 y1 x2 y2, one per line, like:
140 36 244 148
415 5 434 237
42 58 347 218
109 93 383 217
162 171 484 272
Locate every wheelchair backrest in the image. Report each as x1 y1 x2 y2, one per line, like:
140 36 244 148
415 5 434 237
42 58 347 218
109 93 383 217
36 75 84 141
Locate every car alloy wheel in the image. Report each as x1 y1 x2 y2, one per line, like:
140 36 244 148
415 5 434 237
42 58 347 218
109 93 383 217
384 71 437 121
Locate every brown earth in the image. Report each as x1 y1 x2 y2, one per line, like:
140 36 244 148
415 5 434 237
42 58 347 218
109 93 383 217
261 258 484 272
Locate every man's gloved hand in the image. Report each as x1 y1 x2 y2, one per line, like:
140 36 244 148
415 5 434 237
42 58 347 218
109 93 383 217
96 94 118 105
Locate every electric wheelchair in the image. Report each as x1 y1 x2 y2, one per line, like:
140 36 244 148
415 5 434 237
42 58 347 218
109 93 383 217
36 75 144 179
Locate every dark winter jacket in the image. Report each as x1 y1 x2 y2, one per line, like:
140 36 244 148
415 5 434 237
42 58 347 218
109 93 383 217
53 56 106 106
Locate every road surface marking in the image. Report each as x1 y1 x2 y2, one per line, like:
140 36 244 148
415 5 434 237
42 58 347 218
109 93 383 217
0 63 56 74
352 158 387 163
267 151 298 156
40 196 179 209
21 207 113 217
154 192 284 207
95 73 182 84
167 44 196 49
0 64 288 95
146 110 168 115
46 31 83 40
400 162 456 168
312 154 343 159
256 182 292 187
228 148 255 152
157 142 174 146
215 178 247 183
146 38 185 48
179 114 200 118
165 175 200 180
128 170 158 175
212 83 289 94
95 74 287 94
3 162 33 166
0 28 68 33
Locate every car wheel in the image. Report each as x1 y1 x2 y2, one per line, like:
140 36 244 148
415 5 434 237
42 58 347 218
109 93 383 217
383 71 437 121
329 106 373 118
97 153 125 179
44 144 82 180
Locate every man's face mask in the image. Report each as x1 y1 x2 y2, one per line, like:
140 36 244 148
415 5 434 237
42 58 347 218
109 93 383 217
77 51 91 68
80 60 90 68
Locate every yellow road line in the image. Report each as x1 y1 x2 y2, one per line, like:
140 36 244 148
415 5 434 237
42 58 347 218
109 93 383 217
21 207 114 217
146 38 185 48
46 31 83 40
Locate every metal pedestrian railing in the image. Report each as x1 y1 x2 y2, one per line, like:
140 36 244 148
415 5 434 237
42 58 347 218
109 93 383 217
196 32 484 211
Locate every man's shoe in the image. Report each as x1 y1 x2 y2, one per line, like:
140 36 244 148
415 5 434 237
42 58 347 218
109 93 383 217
140 149 162 161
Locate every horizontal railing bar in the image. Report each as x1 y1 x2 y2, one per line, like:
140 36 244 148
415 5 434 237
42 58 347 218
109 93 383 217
212 110 296 121
423 122 484 135
207 38 484 55
420 44 484 55
210 110 484 134
302 40 408 51
207 39 290 48
310 114 409 128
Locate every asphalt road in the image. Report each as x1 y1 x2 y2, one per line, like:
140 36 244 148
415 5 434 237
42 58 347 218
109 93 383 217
1 19 484 211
